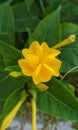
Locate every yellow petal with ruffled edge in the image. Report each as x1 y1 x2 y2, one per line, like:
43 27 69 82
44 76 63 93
43 55 62 76
41 42 61 56
41 42 50 56
18 59 34 76
22 49 39 69
29 41 42 57
50 48 61 57
22 49 31 58
33 64 52 85
40 42 61 61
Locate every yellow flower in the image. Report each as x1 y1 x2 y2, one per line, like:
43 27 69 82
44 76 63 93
18 35 75 85
18 42 61 85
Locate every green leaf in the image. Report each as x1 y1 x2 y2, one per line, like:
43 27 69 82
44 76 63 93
0 57 8 80
26 6 61 47
0 76 25 101
37 77 78 121
5 65 21 72
0 2 15 45
3 90 26 115
47 0 78 24
0 40 22 66
61 2 78 22
60 23 78 72
0 101 5 114
12 2 40 31
47 0 61 10
24 0 34 11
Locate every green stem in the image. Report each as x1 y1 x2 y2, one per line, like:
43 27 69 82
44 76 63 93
31 99 36 130
40 0 45 13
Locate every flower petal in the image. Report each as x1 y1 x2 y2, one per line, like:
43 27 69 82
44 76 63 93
33 64 41 79
41 42 50 56
50 48 61 57
24 54 39 69
18 59 34 76
33 64 52 85
41 42 61 57
43 55 62 76
29 41 42 57
22 49 39 69
22 49 31 58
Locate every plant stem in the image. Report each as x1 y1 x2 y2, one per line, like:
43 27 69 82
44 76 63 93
31 99 36 130
40 0 45 13
60 65 78 81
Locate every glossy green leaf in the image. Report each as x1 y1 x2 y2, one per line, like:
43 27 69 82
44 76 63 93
0 76 25 101
61 2 78 22
0 2 15 45
3 90 26 115
0 101 5 114
47 0 78 23
37 77 78 121
5 65 21 72
47 0 62 10
0 57 8 80
47 78 78 111
37 91 78 121
24 0 34 11
12 2 40 31
60 23 78 72
26 6 61 47
0 40 22 66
